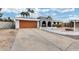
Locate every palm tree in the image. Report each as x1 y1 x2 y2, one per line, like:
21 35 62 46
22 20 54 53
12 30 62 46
27 8 34 13
20 8 35 18
20 12 25 18
25 12 30 18
47 16 52 19
26 8 34 18
27 8 31 12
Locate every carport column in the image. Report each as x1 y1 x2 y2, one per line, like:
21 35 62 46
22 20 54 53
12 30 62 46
15 19 19 29
37 21 39 28
51 21 53 27
46 21 48 27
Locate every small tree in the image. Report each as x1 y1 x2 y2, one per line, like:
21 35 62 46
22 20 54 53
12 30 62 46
27 8 34 18
8 17 14 22
25 12 30 18
27 8 34 13
20 12 25 18
20 8 34 18
47 16 52 19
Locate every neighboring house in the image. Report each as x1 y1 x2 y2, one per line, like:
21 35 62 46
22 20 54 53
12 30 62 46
70 20 79 31
37 16 63 27
70 20 79 27
37 16 53 27
15 18 40 29
15 17 64 29
64 20 79 27
61 19 79 31
52 20 63 27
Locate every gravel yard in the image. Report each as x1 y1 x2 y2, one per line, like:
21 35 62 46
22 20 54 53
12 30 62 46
0 29 17 51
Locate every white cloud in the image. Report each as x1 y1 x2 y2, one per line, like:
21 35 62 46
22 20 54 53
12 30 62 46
1 8 33 18
36 8 50 12
15 8 38 18
35 8 57 17
0 8 77 20
1 8 27 14
51 8 75 13
57 15 79 22
1 8 75 15
38 8 50 12
69 15 79 20
52 13 56 16
15 15 21 18
1 8 18 13
60 8 75 13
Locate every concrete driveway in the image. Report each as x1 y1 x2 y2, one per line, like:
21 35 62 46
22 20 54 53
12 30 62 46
11 29 76 51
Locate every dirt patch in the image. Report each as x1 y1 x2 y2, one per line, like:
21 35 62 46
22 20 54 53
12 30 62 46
0 29 18 51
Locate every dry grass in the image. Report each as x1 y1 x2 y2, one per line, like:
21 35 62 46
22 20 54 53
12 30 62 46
0 29 18 51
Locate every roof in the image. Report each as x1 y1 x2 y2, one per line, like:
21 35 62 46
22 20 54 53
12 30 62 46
71 20 79 22
37 16 47 19
37 16 52 19
53 20 62 22
15 18 40 21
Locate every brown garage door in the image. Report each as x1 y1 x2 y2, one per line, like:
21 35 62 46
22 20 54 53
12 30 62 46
20 20 37 28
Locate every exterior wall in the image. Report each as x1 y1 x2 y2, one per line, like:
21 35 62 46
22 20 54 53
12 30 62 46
0 21 15 29
37 21 40 28
75 22 79 31
15 19 40 29
39 18 53 27
76 22 79 27
15 20 19 29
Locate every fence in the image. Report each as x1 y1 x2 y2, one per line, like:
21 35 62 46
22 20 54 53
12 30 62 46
0 21 15 29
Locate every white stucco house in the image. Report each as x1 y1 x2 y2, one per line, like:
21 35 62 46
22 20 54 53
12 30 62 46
37 16 53 27
15 17 40 29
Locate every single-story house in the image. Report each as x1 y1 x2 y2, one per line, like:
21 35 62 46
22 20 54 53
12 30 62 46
70 20 79 31
52 20 63 27
15 18 40 29
37 16 63 27
62 19 79 31
37 16 53 27
15 17 63 29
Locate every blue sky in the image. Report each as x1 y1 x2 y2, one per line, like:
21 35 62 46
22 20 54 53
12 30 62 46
1 8 79 22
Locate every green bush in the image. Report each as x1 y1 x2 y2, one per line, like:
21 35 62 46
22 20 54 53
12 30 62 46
52 24 61 27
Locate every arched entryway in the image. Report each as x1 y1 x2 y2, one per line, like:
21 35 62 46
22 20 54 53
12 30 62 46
42 21 46 27
48 21 51 27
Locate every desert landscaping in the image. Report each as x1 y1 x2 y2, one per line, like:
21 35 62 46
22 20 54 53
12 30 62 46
0 29 17 51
